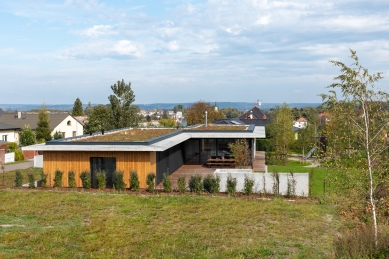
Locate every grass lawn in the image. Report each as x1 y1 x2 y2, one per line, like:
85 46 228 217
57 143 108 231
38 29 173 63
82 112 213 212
268 160 330 198
0 168 42 187
0 190 340 258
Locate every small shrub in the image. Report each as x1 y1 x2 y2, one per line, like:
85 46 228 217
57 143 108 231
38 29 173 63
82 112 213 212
8 142 17 152
146 173 156 193
80 171 91 189
129 170 140 191
15 171 23 187
286 172 296 198
96 170 106 190
28 173 35 188
14 149 24 161
262 174 267 196
203 174 213 193
40 171 48 187
113 170 125 192
213 175 221 193
68 171 77 188
226 174 237 196
243 175 255 195
271 170 279 196
162 172 172 192
177 176 186 193
189 175 202 194
309 168 314 197
53 170 63 187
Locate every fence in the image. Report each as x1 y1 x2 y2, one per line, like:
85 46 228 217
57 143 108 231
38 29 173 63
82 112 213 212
4 152 15 163
34 155 43 168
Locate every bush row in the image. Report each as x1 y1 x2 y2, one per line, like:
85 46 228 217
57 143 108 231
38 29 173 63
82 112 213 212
15 170 268 196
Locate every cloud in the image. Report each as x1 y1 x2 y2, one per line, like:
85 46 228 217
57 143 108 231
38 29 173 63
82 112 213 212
76 25 117 37
58 40 144 59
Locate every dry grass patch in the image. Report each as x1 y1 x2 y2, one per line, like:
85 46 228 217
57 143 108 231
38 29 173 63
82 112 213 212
186 125 248 131
0 190 341 258
74 128 176 142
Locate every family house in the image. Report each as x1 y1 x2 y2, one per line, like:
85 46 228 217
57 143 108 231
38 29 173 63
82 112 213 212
22 125 265 188
213 104 270 126
0 122 21 143
0 112 84 140
293 117 308 129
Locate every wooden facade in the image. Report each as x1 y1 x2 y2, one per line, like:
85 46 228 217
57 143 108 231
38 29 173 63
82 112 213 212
43 151 156 188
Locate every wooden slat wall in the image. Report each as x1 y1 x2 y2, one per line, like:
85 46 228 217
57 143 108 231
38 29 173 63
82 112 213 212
43 151 156 188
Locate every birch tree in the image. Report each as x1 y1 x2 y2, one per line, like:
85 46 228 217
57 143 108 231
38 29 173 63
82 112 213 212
321 50 387 245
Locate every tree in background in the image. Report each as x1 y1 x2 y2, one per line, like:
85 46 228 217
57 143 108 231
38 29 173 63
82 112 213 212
321 50 387 245
108 79 136 129
185 101 226 125
53 131 63 140
84 105 111 133
20 125 36 146
220 107 242 119
159 118 176 127
71 98 83 116
173 104 184 114
162 109 169 119
36 105 52 142
84 102 93 115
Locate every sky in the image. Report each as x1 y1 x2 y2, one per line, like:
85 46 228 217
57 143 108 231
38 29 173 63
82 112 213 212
0 0 388 105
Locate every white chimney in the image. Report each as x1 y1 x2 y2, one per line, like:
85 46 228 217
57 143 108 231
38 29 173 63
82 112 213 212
18 112 21 119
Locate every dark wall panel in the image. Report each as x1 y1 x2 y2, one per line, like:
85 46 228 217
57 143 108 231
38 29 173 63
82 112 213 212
156 143 184 185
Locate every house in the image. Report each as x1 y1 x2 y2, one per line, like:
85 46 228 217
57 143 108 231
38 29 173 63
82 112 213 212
213 104 270 126
22 124 265 188
294 117 308 129
0 112 84 139
0 122 21 143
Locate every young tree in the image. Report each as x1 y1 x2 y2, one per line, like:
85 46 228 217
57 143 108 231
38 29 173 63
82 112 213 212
19 125 36 146
185 101 226 125
321 50 387 245
267 104 294 163
84 105 111 133
108 79 136 129
71 98 83 116
36 105 52 142
228 139 252 167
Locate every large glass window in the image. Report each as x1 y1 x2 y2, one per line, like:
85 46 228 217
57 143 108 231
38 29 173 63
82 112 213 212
90 157 116 188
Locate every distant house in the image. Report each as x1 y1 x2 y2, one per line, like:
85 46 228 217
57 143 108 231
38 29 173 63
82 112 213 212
213 104 270 126
294 117 308 129
0 112 84 139
0 122 21 143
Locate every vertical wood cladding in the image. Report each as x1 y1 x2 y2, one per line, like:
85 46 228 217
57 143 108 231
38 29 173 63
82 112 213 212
43 151 156 188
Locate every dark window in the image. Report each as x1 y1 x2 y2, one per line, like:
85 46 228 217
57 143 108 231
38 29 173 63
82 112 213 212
90 157 116 188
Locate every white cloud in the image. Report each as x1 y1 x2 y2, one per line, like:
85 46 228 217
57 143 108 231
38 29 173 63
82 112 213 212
76 25 117 37
58 40 144 59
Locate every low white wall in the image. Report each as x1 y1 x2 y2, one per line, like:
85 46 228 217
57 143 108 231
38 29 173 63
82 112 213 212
214 169 309 197
34 155 43 168
4 152 15 163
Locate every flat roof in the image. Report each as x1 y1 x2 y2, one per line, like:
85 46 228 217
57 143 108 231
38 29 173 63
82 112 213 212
22 125 265 152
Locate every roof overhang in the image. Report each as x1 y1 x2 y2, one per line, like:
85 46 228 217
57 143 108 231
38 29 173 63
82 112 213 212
23 126 265 152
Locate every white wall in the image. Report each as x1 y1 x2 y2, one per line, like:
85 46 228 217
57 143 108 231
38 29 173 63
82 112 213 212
4 152 15 163
34 155 43 168
214 170 309 197
51 115 84 138
0 130 19 143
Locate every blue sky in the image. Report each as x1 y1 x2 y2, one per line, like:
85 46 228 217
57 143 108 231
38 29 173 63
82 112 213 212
1 0 388 105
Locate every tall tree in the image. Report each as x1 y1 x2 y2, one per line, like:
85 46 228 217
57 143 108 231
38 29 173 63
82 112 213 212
84 105 111 134
71 98 83 116
321 50 387 245
267 104 294 164
36 104 52 142
185 101 226 126
19 125 36 146
108 79 136 129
